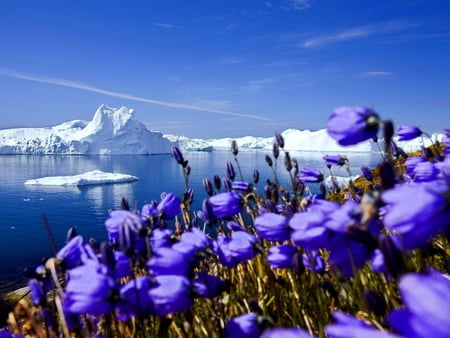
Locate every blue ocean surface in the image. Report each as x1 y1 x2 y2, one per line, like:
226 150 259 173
0 151 380 292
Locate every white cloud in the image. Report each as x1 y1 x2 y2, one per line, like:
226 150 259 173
0 68 273 122
359 71 392 77
155 22 174 29
288 0 311 10
245 77 275 93
303 21 415 47
219 23 238 34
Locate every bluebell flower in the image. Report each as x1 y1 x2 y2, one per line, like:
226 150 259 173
298 167 324 183
324 155 347 167
157 192 181 219
215 231 259 268
140 202 158 221
413 161 438 182
361 165 373 181
404 156 425 176
262 327 317 338
119 276 153 318
64 261 117 315
370 249 386 273
397 125 423 141
105 210 142 243
208 192 243 218
327 106 380 146
146 247 192 276
325 311 400 338
178 227 211 251
57 235 84 269
149 275 193 316
266 245 297 269
275 131 285 148
389 270 450 338
226 161 236 180
114 251 132 280
302 250 325 273
171 145 184 165
289 211 331 250
232 181 252 191
254 212 290 241
382 181 450 249
193 272 226 298
150 228 173 249
226 313 261 338
28 278 45 306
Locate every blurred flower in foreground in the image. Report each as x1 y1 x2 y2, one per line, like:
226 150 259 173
396 125 422 141
226 313 261 338
262 327 317 338
254 213 290 241
64 262 117 315
327 106 380 146
149 275 192 316
208 192 243 218
266 245 297 269
214 231 259 268
389 270 450 338
298 167 324 183
324 155 348 167
157 192 181 219
382 181 450 249
325 311 400 338
104 210 141 243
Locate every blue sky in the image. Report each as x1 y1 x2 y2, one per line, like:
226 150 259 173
0 0 449 138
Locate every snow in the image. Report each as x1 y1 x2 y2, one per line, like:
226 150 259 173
24 170 139 186
0 104 173 155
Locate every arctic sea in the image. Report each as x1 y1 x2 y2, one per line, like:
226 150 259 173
0 151 379 292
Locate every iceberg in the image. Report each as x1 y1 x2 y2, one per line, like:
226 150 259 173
24 170 139 186
0 104 173 155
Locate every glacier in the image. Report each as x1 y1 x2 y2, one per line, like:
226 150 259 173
0 104 443 155
24 170 139 186
0 104 172 155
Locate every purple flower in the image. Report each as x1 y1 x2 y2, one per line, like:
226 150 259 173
28 279 45 305
171 145 184 165
146 247 192 276
226 161 236 180
404 156 426 176
388 270 450 338
275 131 285 148
289 211 331 250
193 272 226 298
254 212 290 241
64 262 117 315
178 227 211 251
266 245 297 269
298 167 324 183
157 193 181 219
119 276 153 317
215 232 259 268
57 235 84 269
327 106 380 146
140 203 158 221
231 139 239 156
105 210 142 243
208 192 243 218
302 250 325 273
325 311 400 338
413 161 439 182
382 182 450 248
361 165 373 181
232 181 251 191
149 275 192 316
397 125 423 141
324 155 347 167
150 228 173 249
262 328 317 338
226 313 260 338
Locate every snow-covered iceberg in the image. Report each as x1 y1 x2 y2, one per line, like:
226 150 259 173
24 170 139 186
0 104 173 155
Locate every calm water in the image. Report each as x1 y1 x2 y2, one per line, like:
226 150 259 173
0 151 379 292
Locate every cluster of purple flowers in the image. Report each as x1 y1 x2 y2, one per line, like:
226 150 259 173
12 106 449 337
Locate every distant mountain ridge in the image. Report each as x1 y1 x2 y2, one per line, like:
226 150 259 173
0 104 442 155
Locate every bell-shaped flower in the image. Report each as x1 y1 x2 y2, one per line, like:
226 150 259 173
105 210 142 243
214 231 259 268
266 245 297 269
148 275 192 316
397 125 422 141
157 193 181 219
57 235 84 270
178 227 212 251
226 313 261 338
28 279 45 306
302 250 325 273
323 155 347 167
150 228 174 249
325 311 400 338
254 213 290 242
140 202 158 221
388 270 450 338
208 192 243 218
119 276 154 318
146 247 192 276
289 211 330 250
262 328 317 338
298 167 324 183
413 161 439 182
327 106 380 146
193 272 226 298
64 261 117 315
382 181 450 249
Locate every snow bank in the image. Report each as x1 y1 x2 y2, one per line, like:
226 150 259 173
24 170 139 186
